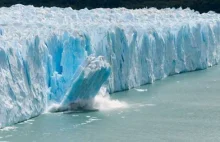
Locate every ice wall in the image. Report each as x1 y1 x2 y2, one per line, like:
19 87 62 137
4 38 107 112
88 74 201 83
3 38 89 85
0 5 220 128
49 55 111 112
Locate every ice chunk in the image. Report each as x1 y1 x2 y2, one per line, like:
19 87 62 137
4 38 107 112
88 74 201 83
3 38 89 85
49 55 111 112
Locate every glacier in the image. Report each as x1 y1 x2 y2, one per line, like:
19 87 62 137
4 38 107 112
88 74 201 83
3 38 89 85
49 55 111 112
0 4 220 128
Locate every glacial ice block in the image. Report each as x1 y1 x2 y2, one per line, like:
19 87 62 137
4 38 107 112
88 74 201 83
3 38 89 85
1 5 220 128
49 55 111 111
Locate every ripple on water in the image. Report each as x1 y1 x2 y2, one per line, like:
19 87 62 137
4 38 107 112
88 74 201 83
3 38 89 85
73 117 101 128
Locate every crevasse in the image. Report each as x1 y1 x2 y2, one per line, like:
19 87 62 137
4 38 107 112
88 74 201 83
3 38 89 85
0 5 220 128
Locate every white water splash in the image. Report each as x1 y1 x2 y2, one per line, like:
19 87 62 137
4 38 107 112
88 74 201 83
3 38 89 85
92 87 128 111
47 87 128 112
46 103 61 113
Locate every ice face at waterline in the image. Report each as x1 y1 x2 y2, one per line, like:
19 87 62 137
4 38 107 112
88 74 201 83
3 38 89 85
48 56 111 112
0 5 220 128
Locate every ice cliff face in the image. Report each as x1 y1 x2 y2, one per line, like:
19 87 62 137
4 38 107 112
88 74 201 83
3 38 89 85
0 5 220 128
49 55 111 112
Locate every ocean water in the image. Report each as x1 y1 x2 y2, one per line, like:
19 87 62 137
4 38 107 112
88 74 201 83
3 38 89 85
1 65 220 142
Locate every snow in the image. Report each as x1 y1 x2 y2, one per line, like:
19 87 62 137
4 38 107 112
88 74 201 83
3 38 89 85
0 5 220 128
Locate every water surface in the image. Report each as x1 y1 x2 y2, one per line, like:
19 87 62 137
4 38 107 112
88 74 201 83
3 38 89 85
1 65 220 142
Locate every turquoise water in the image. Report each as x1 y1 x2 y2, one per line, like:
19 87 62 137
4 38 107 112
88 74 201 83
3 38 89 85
1 65 220 142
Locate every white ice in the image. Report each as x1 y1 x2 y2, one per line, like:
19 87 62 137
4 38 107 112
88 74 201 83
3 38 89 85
0 5 220 128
